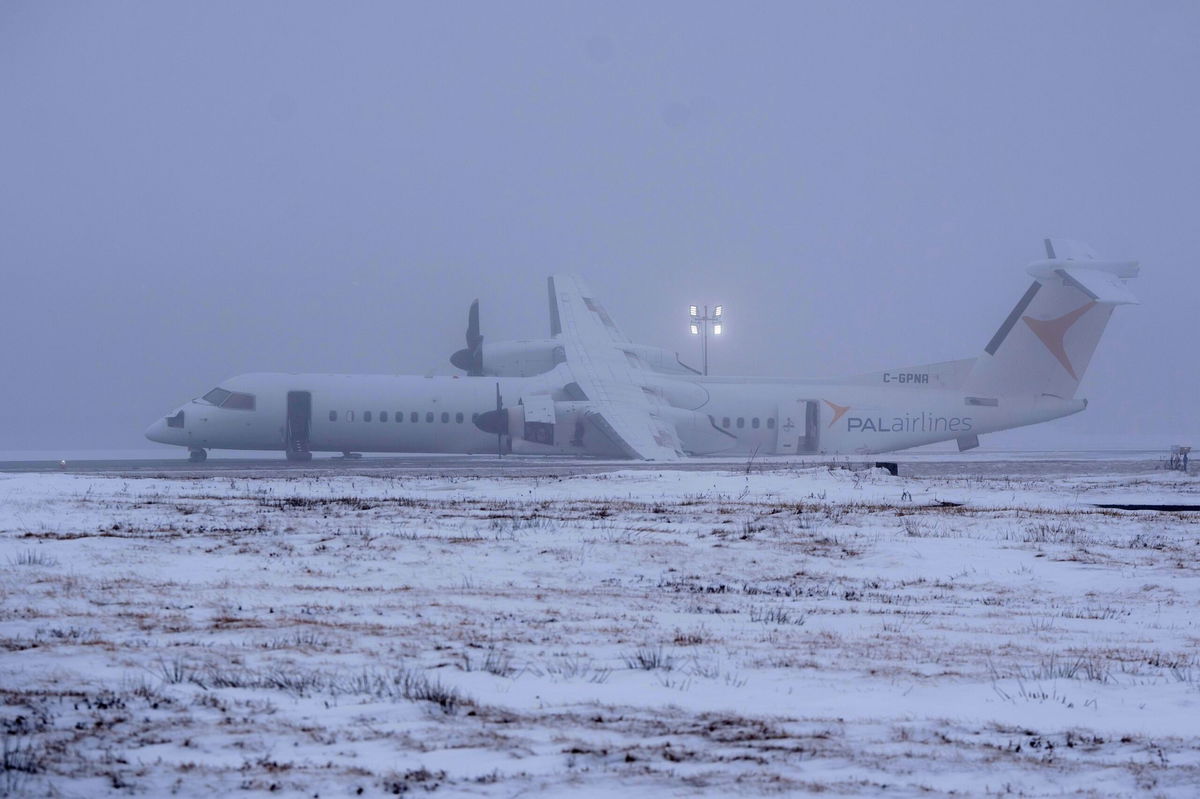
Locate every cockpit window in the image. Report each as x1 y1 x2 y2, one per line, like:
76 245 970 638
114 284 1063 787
200 387 255 410
222 392 255 410
201 388 232 406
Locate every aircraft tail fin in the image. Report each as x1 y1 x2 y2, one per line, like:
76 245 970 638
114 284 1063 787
964 239 1138 399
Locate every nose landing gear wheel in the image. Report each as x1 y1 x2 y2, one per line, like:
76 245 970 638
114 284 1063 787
188 449 208 463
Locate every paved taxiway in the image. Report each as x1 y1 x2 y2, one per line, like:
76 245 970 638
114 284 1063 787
0 452 1178 480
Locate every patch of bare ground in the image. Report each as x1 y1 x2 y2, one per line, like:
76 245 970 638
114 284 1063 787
2 469 1198 795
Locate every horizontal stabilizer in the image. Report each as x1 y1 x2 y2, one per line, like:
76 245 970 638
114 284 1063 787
1056 266 1138 305
1026 259 1140 305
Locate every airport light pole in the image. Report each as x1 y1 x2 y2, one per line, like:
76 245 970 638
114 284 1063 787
688 304 723 376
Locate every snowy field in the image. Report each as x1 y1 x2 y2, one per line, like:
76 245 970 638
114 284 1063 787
1 465 1198 796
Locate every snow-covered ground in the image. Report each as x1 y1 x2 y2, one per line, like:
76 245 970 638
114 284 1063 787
1 465 1198 796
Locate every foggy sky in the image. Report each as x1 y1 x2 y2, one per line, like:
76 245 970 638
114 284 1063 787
3 1 1198 453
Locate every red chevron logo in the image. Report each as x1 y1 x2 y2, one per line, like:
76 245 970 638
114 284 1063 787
1022 302 1096 380
824 400 850 429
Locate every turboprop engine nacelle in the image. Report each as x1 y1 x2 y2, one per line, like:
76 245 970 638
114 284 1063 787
479 339 564 377
503 398 626 457
450 301 563 377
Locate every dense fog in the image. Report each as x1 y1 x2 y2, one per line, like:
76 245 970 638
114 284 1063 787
2 2 1196 453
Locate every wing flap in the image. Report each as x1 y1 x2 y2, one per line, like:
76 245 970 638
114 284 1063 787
585 408 682 461
552 274 685 461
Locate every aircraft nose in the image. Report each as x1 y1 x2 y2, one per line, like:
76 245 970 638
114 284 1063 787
145 409 187 443
144 418 169 443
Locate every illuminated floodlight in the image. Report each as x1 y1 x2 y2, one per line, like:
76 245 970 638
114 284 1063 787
684 302 723 375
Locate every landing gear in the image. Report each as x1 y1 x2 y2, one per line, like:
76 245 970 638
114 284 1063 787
188 449 208 463
285 450 313 462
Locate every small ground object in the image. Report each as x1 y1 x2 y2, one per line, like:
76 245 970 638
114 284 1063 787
1168 445 1191 472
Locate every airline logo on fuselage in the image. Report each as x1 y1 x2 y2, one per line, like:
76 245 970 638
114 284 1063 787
825 400 973 434
847 412 974 434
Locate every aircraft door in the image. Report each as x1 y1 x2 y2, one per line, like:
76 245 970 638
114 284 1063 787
803 400 819 453
775 400 802 454
775 400 818 454
286 391 313 461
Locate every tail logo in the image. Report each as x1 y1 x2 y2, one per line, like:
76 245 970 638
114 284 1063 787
1021 302 1096 380
824 400 850 429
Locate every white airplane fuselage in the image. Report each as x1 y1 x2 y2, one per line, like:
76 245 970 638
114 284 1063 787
145 248 1135 461
144 370 1085 458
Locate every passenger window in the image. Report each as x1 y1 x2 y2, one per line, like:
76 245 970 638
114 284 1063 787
380 411 388 422
329 410 338 422
411 412 418 423
736 417 745 429
722 417 730 428
767 417 775 429
363 411 372 422
441 412 449 423
348 411 355 422
396 411 403 422
752 417 760 429
455 412 464 423
425 412 434 423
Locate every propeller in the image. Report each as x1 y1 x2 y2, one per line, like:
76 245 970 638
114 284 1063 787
450 299 484 375
472 382 507 457
495 382 504 458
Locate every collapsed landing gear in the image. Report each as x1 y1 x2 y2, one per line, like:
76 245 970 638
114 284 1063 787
188 449 208 463
285 450 313 462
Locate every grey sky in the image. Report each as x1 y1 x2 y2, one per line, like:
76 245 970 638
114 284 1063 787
2 1 1196 452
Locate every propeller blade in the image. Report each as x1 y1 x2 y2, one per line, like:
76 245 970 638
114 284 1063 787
466 300 481 349
471 382 507 458
496 382 503 458
450 299 485 375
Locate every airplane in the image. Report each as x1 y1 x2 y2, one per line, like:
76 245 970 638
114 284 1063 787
145 239 1138 463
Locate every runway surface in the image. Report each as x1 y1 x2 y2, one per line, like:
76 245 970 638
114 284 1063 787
0 450 1181 480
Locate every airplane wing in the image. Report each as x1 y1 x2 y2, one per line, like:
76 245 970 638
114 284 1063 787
549 275 684 461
